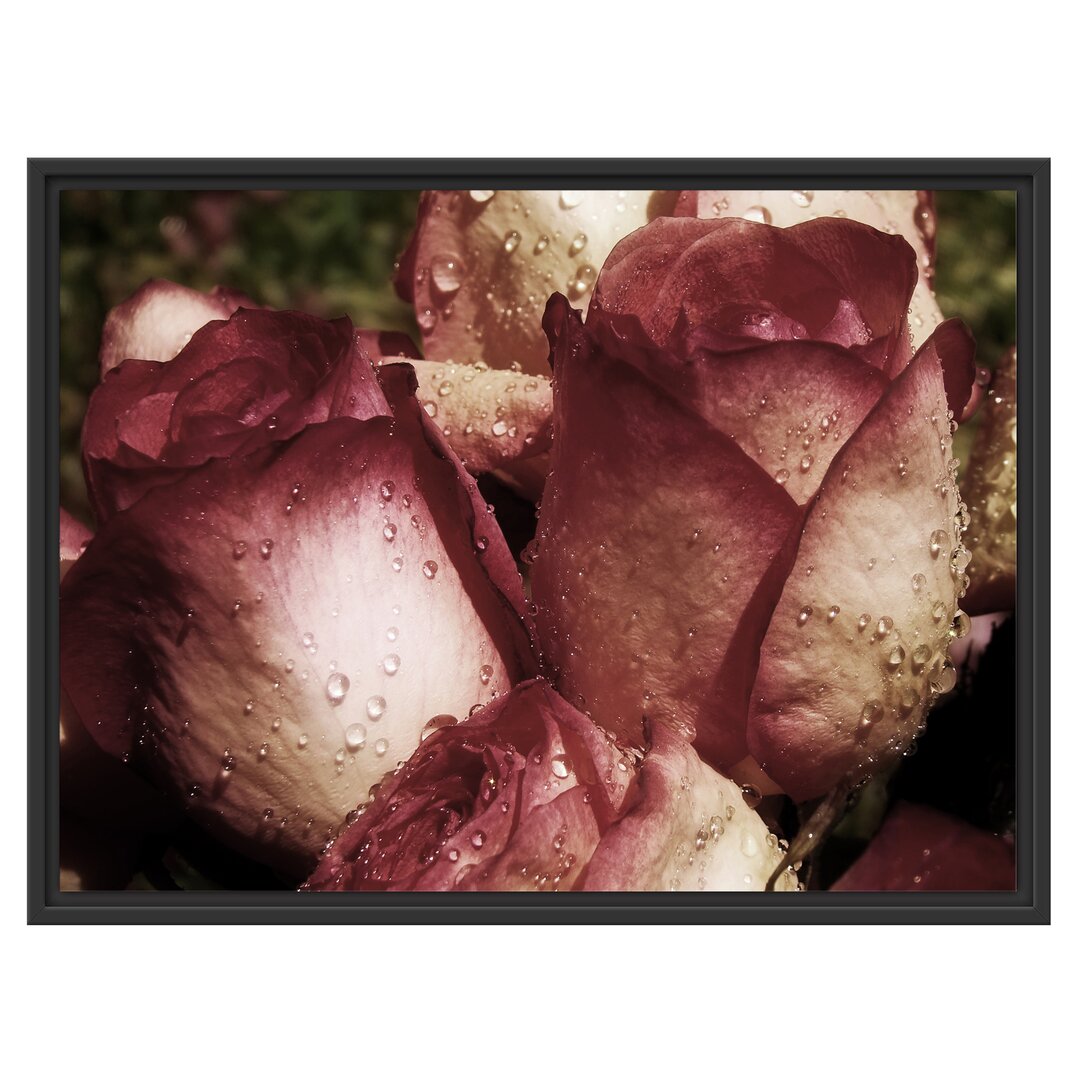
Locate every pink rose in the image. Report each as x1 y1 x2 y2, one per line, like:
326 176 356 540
305 679 796 892
532 214 978 802
62 310 536 872
831 801 1014 891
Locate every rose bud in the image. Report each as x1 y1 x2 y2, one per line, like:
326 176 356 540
532 215 978 803
61 350 536 871
304 679 796 892
99 279 260 376
672 189 942 348
962 345 1017 614
84 307 396 520
831 801 1015 891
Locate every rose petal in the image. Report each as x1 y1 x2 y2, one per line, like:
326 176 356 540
532 296 801 769
596 316 889 505
831 801 1014 891
395 190 656 375
59 508 92 566
305 679 633 892
673 189 941 349
581 722 796 891
594 216 917 370
747 324 974 800
84 309 391 519
381 358 552 477
99 279 258 376
963 346 1017 614
62 399 535 870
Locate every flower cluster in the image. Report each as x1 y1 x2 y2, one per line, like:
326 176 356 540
59 189 1016 892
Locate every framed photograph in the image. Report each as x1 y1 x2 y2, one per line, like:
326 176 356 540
29 159 1048 923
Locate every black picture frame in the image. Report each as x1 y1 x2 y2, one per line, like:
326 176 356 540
29 158 1050 924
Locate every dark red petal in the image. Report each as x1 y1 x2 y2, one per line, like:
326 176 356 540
62 408 535 871
672 190 941 349
532 297 800 770
395 190 654 374
747 324 970 800
831 801 1014 891
99 279 256 376
83 309 391 519
597 319 889 505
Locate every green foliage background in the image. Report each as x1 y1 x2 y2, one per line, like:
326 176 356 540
60 189 1016 520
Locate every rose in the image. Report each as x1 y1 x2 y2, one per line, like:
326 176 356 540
830 801 1014 891
304 679 796 892
61 312 537 872
85 301 401 519
92 278 554 499
531 214 979 803
393 189 950 499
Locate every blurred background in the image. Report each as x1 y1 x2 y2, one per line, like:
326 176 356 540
59 190 1016 521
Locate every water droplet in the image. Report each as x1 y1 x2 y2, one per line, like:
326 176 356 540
422 560 438 579
479 664 494 686
382 654 401 675
259 538 274 559
326 672 350 704
551 754 571 779
827 605 840 622
383 523 397 542
502 230 521 254
740 832 759 858
740 784 762 809
952 609 972 639
422 714 457 740
900 687 921 712
417 308 436 334
887 644 906 669
799 454 814 473
791 190 814 207
929 529 949 557
232 541 248 560
296 733 309 749
390 554 405 573
797 606 813 626
569 264 597 297
366 696 386 721
742 205 772 224
559 191 584 209
533 234 549 254
897 455 909 478
374 738 389 756
570 232 587 254
344 723 366 751
912 572 926 593
932 601 948 622
858 613 871 632
469 190 494 203
860 700 884 728
334 748 346 765
430 254 464 296
220 750 236 772
876 616 894 638
379 480 396 502
774 468 790 485
437 380 453 398
931 666 957 694
912 643 933 669
491 419 509 437
284 658 295 673
242 699 255 716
